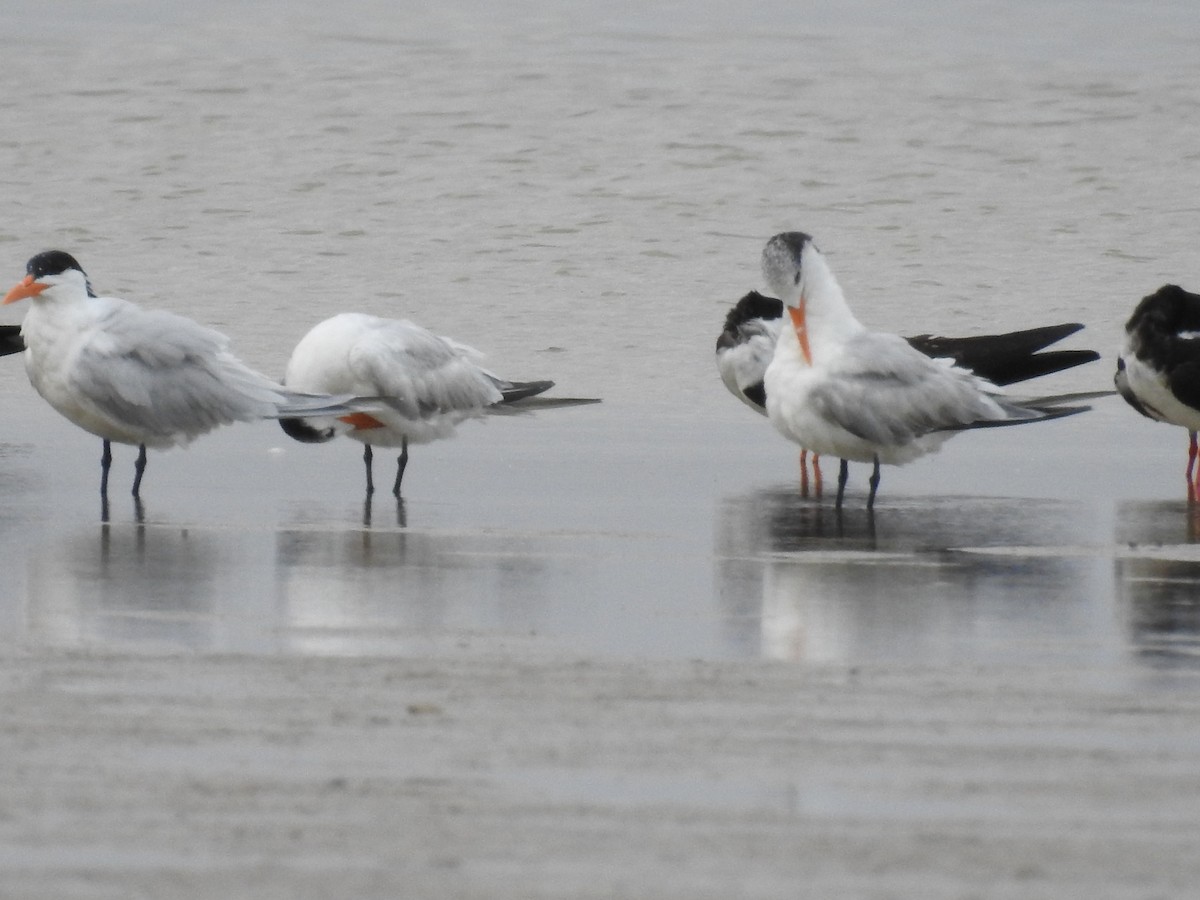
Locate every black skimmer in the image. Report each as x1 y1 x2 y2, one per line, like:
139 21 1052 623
1115 283 1200 499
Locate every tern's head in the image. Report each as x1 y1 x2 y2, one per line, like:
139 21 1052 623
761 232 816 304
3 250 96 305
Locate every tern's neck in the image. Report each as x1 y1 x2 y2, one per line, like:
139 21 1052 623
21 285 105 336
793 254 864 344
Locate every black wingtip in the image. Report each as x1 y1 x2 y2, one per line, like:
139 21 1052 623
0 324 23 357
500 379 555 403
907 323 1099 386
981 349 1101 385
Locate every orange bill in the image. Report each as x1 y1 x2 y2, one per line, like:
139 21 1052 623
338 411 387 430
3 274 48 305
787 304 812 364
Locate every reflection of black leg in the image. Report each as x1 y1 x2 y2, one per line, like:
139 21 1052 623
392 439 409 497
132 444 148 497
867 456 881 510
835 459 849 508
363 444 375 495
100 440 112 498
1190 432 1199 504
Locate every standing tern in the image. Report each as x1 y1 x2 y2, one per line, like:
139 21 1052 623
280 312 598 496
760 231 1094 509
718 290 1098 413
717 289 1099 491
1115 284 1200 500
3 250 359 500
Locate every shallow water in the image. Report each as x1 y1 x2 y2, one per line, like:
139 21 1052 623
2 0 1200 674
1 395 1198 672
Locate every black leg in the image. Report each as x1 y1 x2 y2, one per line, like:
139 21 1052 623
835 458 849 509
392 438 409 497
100 439 112 498
867 455 881 510
363 444 375 495
132 444 148 497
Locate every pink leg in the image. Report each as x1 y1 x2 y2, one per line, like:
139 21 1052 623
799 449 810 498
812 454 823 497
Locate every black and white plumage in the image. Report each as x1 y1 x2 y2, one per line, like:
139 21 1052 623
0 325 22 357
3 250 359 499
1115 284 1200 498
280 312 595 496
718 290 1099 416
756 231 1096 509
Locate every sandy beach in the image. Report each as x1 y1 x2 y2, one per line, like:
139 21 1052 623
2 648 1198 898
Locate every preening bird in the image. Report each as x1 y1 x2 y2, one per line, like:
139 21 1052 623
718 290 1098 413
758 231 1095 509
280 312 597 496
1115 283 1200 500
717 288 1099 496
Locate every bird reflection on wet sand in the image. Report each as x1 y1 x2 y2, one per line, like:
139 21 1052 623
362 494 406 529
715 486 1101 664
101 493 147 526
719 485 1083 554
28 523 222 650
1114 500 1200 667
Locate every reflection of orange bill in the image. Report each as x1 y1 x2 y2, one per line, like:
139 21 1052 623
338 411 387 430
787 304 811 364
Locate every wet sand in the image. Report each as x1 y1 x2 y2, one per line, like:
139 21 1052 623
2 404 1200 898
3 650 1199 898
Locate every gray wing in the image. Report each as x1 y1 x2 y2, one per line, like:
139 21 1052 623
351 320 502 419
69 303 284 442
809 332 1010 445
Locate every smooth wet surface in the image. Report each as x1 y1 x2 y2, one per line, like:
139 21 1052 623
4 398 1200 673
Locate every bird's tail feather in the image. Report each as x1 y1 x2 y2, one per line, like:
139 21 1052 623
487 396 602 415
498 379 555 403
938 389 1107 433
1013 389 1117 406
955 403 1092 431
275 392 395 419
